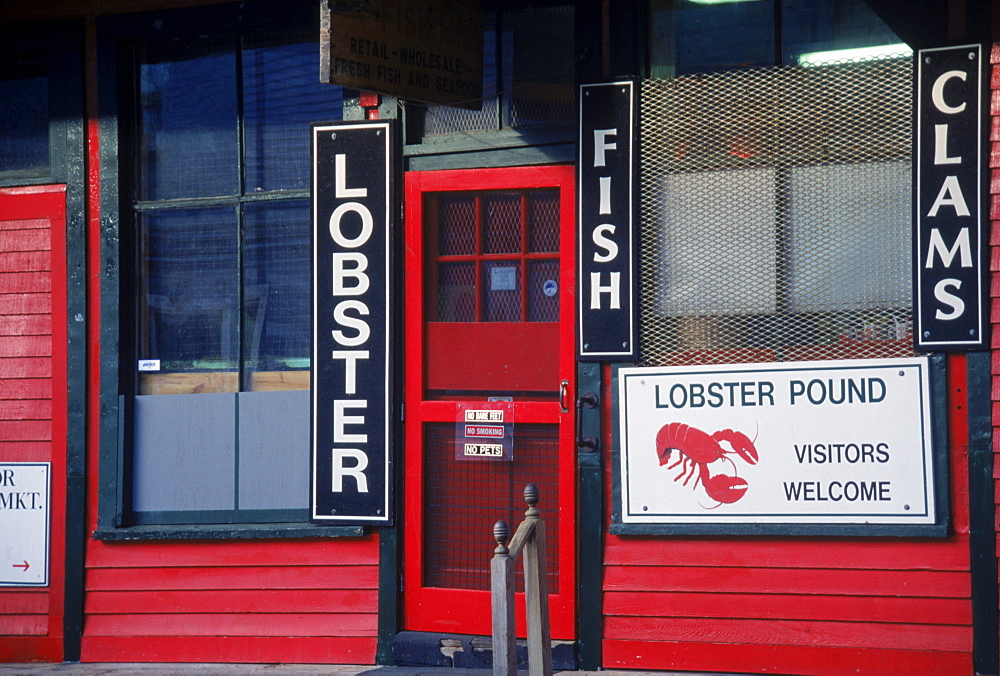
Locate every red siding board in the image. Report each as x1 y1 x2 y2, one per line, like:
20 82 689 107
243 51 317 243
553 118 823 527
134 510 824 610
0 218 48 231
84 612 378 638
85 589 378 615
603 591 972 626
603 565 970 598
0 272 51 294
0 379 52 399
85 564 379 592
603 616 971 653
0 442 52 462
602 640 972 676
0 592 48 615
81 636 377 665
0 358 51 378
0 420 52 441
0 315 51 336
0 251 51 274
603 536 970 571
0 335 52 358
0 399 52 420
85 536 379 569
0 294 52 315
0 230 50 252
0 615 48 636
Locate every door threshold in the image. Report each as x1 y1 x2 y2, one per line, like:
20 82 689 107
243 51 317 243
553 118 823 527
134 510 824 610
391 631 576 670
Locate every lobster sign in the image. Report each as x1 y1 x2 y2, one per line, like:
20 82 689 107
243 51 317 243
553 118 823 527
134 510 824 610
654 422 759 507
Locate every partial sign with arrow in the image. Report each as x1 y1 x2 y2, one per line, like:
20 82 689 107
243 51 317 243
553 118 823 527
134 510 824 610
0 462 50 586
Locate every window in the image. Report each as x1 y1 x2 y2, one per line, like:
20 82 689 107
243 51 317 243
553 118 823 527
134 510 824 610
418 3 575 137
640 5 913 367
119 19 342 525
649 0 902 76
0 61 49 178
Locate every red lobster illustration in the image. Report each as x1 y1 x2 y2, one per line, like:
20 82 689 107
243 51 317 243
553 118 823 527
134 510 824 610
654 422 759 506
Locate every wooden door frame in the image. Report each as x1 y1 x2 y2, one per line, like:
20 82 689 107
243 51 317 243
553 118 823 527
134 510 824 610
402 164 577 639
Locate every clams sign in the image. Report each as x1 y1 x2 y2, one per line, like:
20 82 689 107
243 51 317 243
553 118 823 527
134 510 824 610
616 358 939 531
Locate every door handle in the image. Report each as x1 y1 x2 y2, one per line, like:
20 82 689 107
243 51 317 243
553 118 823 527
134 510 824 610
576 391 599 452
559 380 570 413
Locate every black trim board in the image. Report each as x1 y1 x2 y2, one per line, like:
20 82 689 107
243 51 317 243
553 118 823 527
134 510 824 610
967 350 998 675
575 360 603 671
0 17 89 661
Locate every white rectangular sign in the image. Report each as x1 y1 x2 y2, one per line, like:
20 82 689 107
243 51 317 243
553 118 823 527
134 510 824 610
618 358 935 525
0 462 50 586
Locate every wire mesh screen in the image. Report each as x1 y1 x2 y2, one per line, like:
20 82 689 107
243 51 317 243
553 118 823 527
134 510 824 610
639 55 914 367
423 423 560 593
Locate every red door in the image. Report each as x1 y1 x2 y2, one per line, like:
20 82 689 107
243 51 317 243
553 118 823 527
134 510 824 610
403 165 576 638
0 185 67 661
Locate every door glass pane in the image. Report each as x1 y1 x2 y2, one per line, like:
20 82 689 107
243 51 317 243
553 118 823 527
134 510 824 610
138 207 239 393
242 200 311 390
483 193 521 254
138 38 239 200
438 195 477 256
243 34 343 192
438 262 476 322
482 261 521 321
528 190 559 253
528 260 559 322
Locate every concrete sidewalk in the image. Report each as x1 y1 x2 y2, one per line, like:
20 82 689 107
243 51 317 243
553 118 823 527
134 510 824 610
0 665 681 676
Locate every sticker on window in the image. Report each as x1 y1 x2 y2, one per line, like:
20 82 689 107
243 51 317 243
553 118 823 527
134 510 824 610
490 266 516 291
138 359 161 372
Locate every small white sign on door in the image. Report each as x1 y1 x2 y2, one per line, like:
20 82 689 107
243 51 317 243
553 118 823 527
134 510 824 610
0 462 50 586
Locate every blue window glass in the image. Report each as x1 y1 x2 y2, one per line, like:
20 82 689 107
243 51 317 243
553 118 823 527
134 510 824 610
135 32 343 394
0 64 49 176
139 38 239 201
242 200 311 378
139 207 240 376
243 35 343 192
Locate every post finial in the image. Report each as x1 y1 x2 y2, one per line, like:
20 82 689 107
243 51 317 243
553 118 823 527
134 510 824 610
524 483 539 517
493 519 510 555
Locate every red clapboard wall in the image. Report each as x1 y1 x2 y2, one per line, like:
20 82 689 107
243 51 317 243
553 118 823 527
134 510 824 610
80 537 381 663
600 363 974 675
0 185 68 662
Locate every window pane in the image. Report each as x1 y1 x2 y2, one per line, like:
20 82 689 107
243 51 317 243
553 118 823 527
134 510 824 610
504 5 574 129
243 35 343 192
139 38 239 200
783 0 902 64
242 200 311 389
650 0 775 77
787 162 911 312
0 65 48 176
138 207 239 391
483 261 521 321
657 168 777 316
424 14 498 136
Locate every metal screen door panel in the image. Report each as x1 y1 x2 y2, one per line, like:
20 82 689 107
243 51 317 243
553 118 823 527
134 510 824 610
403 166 576 639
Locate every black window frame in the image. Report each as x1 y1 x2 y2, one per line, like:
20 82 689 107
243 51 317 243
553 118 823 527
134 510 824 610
95 1 362 539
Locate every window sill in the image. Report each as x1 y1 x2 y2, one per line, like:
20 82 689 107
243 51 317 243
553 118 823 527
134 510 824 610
93 523 366 541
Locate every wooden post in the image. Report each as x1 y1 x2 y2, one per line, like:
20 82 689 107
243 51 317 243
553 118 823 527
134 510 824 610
522 484 552 676
491 519 517 676
490 484 553 676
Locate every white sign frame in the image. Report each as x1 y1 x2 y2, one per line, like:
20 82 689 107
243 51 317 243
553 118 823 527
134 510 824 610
0 462 50 587
616 358 941 532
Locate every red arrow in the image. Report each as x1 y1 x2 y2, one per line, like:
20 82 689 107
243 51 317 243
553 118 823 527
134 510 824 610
12 561 29 572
